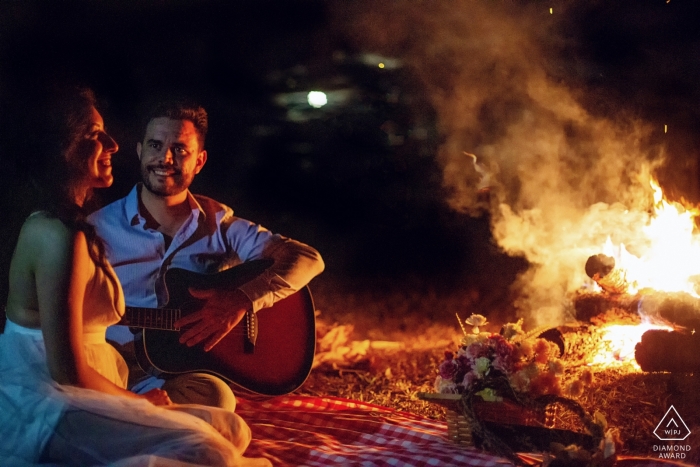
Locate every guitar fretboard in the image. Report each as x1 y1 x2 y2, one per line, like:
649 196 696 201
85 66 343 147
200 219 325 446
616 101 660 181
121 307 182 331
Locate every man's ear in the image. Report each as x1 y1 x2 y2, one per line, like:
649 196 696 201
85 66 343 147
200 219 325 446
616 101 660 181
195 150 207 174
136 142 142 160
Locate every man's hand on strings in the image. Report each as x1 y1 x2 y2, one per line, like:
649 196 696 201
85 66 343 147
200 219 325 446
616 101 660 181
175 288 252 352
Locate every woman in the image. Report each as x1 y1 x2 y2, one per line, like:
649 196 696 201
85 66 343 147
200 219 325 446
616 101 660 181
0 88 270 466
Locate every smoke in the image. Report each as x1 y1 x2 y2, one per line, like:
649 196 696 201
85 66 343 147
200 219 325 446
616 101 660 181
334 1 667 326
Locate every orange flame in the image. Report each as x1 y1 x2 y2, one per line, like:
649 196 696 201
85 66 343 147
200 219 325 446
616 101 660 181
597 180 700 297
589 321 673 370
590 180 697 368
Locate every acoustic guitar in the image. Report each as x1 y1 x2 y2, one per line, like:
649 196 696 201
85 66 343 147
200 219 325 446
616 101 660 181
119 260 317 396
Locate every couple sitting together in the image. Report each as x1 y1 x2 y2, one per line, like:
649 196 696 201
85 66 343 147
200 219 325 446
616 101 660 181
0 87 324 466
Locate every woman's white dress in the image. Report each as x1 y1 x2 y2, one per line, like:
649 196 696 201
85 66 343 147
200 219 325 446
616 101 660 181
0 236 268 466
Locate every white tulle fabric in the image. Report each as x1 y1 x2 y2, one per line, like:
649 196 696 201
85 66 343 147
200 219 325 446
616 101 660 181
0 254 269 466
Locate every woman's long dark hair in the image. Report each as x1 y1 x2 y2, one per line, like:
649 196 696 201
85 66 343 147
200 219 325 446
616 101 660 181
32 87 111 273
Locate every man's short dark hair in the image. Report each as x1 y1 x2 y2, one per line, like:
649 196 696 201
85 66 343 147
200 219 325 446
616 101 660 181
145 99 208 148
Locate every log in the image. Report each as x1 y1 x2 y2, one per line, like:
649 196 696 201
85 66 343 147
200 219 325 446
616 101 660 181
585 254 615 280
572 291 637 322
585 254 629 294
537 328 566 357
573 290 700 330
635 329 700 373
637 292 700 331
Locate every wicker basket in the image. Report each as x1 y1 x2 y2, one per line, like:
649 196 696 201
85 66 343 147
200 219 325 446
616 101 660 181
417 392 557 446
417 393 473 445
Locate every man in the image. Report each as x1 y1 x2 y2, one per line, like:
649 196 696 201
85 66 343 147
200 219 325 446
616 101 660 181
90 100 324 409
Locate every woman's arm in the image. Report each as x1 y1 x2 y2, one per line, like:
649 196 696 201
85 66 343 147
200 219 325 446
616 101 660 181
33 218 167 403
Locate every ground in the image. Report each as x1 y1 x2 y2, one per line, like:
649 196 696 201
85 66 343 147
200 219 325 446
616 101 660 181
296 275 700 464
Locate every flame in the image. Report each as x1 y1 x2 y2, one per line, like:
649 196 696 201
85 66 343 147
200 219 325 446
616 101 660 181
589 180 698 368
589 321 673 369
598 180 700 297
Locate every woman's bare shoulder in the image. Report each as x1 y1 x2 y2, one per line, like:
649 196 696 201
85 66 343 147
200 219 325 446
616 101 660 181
17 212 75 253
6 213 78 325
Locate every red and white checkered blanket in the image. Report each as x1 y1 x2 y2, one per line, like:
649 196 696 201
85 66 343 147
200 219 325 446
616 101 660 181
237 395 696 467
237 395 512 466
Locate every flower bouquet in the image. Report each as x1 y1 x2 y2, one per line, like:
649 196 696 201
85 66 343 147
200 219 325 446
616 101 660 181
434 314 565 401
419 314 617 466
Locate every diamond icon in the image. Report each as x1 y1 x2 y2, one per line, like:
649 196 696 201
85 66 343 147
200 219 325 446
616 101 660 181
654 406 691 441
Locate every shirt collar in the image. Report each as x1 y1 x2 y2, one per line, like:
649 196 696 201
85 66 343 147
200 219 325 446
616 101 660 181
126 183 207 227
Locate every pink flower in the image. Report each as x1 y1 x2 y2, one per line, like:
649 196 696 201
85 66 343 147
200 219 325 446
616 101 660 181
434 321 568 398
466 342 489 360
491 354 512 373
462 371 477 388
492 335 514 360
439 359 458 379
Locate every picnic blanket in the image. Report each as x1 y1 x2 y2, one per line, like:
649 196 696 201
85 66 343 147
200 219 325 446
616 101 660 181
236 395 697 467
237 395 511 466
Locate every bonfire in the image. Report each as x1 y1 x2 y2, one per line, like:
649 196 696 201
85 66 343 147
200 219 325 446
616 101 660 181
303 177 700 465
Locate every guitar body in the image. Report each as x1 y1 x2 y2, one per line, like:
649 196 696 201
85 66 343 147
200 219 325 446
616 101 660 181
132 262 316 396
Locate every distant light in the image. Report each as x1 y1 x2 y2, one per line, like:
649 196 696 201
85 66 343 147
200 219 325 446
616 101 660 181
360 53 401 69
307 91 327 108
665 124 668 133
549 7 553 14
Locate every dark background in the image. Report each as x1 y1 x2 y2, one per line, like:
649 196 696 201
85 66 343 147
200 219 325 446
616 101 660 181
1 0 700 318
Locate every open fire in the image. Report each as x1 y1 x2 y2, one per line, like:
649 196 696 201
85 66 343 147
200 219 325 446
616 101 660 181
587 180 700 297
588 321 672 369
582 179 700 370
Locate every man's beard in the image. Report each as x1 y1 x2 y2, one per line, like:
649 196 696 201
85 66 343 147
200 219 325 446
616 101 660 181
141 164 194 197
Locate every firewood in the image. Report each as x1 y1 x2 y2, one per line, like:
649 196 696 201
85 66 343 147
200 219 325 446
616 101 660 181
585 254 629 294
637 292 700 331
585 254 615 279
635 329 700 373
572 291 637 322
573 290 700 330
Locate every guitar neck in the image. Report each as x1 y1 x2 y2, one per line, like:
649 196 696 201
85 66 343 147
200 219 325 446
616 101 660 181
122 307 182 331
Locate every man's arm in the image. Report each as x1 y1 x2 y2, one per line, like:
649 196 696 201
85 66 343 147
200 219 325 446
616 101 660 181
176 216 324 350
237 235 325 312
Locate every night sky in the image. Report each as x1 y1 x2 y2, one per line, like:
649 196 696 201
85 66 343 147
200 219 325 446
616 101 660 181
2 0 700 315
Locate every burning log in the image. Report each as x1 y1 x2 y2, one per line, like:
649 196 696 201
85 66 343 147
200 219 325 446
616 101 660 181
579 252 700 330
573 291 637 322
635 329 700 373
636 292 700 331
574 289 700 330
585 254 629 294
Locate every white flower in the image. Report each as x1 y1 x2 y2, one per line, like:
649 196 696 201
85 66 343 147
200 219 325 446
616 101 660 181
434 375 458 394
464 314 488 334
